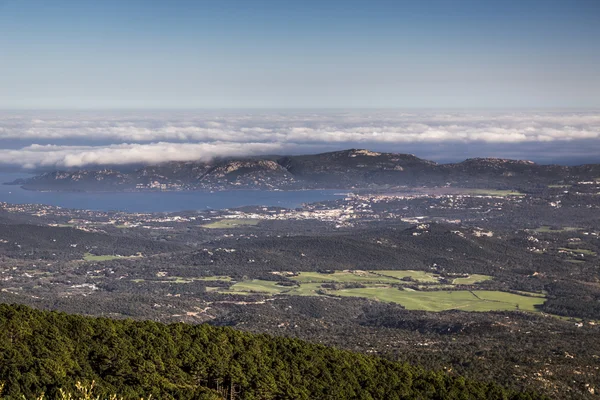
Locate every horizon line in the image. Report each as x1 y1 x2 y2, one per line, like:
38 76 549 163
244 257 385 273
1 107 600 112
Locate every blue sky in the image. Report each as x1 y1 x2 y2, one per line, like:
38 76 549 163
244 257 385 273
1 0 599 108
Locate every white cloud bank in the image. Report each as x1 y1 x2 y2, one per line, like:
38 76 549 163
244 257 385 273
0 110 598 143
0 110 598 168
0 142 287 169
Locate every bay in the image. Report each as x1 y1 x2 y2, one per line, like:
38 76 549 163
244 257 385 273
0 173 344 212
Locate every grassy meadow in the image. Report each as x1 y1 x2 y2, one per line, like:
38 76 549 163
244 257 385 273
202 219 260 229
215 269 546 313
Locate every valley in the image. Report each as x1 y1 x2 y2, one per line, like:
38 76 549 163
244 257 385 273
1 152 600 398
1 171 600 398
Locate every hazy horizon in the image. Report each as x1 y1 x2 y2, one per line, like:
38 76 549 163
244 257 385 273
1 0 599 169
0 109 598 170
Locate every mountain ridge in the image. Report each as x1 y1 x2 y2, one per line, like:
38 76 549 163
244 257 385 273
6 149 600 192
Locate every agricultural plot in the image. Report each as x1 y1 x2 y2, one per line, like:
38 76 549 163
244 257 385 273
132 276 232 284
462 189 524 197
559 247 597 256
201 219 260 229
452 274 493 285
131 278 196 284
217 269 543 313
194 276 233 281
291 270 481 284
83 253 142 262
532 226 581 233
162 277 205 284
290 271 401 284
222 281 325 297
222 279 544 312
223 279 290 295
471 291 545 311
286 282 326 296
333 288 544 312
373 270 441 283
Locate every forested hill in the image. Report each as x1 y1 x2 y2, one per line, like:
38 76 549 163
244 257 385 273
0 304 546 400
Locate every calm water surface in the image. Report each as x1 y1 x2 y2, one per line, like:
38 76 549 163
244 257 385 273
0 173 344 212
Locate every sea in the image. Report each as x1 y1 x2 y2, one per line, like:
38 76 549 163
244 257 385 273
0 173 345 213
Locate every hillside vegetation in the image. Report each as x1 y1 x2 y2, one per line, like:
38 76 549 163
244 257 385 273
0 304 546 400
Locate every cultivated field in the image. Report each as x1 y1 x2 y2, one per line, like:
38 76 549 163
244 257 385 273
194 275 233 281
532 226 581 233
216 270 545 313
373 270 441 283
133 276 233 284
559 247 597 256
201 219 260 229
83 253 142 262
333 288 544 312
290 270 402 284
464 189 525 197
452 274 493 285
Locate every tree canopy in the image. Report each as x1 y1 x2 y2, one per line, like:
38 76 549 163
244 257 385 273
0 304 546 399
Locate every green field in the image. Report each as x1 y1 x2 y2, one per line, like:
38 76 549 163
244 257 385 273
290 270 488 285
202 219 260 229
464 189 524 197
508 290 546 298
132 276 233 284
532 226 581 233
163 277 198 284
217 266 544 313
290 271 402 284
452 274 493 285
223 280 327 297
224 279 291 295
221 278 544 312
83 253 141 262
332 288 544 312
194 276 233 281
132 278 197 284
286 282 327 296
559 247 597 256
565 259 585 264
374 270 441 283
